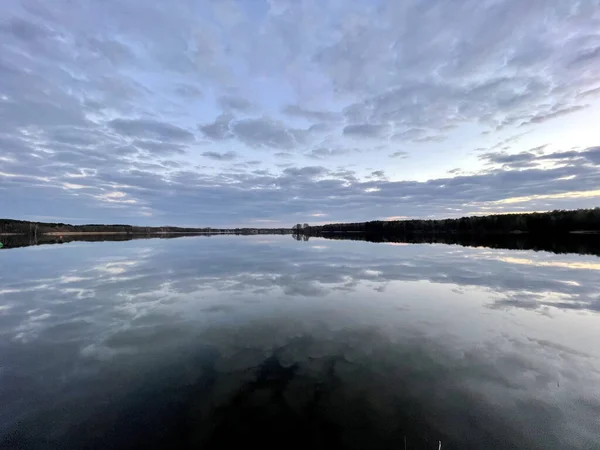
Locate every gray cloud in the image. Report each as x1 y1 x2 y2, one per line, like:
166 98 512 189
218 95 254 113
414 135 447 143
0 16 53 42
109 119 195 142
87 38 136 66
570 45 600 68
132 140 187 155
480 151 538 168
283 105 341 122
46 127 107 147
392 128 428 141
529 144 549 154
304 147 353 159
367 170 386 180
480 146 600 171
283 166 328 179
174 84 203 98
343 123 389 138
578 86 600 99
231 117 300 150
202 151 239 161
519 105 589 127
198 113 234 140
389 151 408 159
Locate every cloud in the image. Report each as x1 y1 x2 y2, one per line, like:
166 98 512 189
282 166 328 179
198 113 234 140
175 84 203 98
109 119 195 142
87 38 136 66
218 95 254 113
479 146 600 171
367 170 386 180
480 151 538 168
569 45 600 68
132 140 187 155
1 17 53 42
282 105 340 122
202 151 239 161
343 124 389 138
414 135 447 143
519 105 589 127
231 117 303 150
1 0 600 225
392 128 428 141
578 86 600 99
304 147 353 159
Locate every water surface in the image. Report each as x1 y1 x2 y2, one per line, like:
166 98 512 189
1 235 599 449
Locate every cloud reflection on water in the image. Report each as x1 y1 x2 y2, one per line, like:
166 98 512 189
1 236 600 449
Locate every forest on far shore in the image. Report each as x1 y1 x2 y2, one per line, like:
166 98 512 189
295 208 600 236
3 208 600 239
0 219 290 236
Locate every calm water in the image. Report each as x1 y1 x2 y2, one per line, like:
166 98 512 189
1 236 600 449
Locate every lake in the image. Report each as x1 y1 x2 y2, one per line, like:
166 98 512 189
1 235 599 449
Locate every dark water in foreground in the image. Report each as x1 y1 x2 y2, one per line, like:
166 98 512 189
1 236 599 449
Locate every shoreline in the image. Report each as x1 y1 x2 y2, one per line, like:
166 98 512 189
43 231 230 236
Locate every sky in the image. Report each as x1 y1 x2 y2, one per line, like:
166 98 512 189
1 0 600 227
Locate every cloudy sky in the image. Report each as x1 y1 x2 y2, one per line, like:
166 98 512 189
2 0 600 227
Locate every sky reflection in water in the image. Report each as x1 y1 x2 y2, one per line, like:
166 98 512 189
1 236 600 449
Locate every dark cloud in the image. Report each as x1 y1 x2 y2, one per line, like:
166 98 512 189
283 166 328 179
202 151 238 161
367 170 386 180
109 119 195 142
480 151 538 167
389 151 408 159
583 147 600 164
198 113 234 140
0 17 53 42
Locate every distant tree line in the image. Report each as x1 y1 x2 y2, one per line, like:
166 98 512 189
0 219 293 236
299 209 600 236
